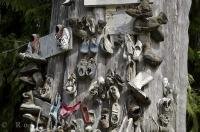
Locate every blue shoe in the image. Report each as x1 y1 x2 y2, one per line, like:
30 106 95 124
89 38 98 54
80 40 89 54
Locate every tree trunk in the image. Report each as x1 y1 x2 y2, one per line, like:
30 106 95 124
47 0 191 131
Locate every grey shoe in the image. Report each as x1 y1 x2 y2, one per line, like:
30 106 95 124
65 73 77 96
99 108 110 129
32 72 44 88
126 0 152 18
128 71 153 90
77 58 88 77
100 34 113 54
96 20 107 34
133 40 143 61
80 40 89 54
111 102 120 126
86 58 97 79
143 48 162 67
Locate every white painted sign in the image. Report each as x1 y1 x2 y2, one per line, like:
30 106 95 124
84 0 153 6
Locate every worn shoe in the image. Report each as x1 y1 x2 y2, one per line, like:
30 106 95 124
32 72 44 88
60 101 81 118
150 28 164 43
89 38 99 54
128 71 153 90
39 76 53 101
126 0 152 18
62 0 74 6
119 116 128 132
86 58 97 79
86 16 96 34
19 52 46 63
77 58 88 77
111 102 120 126
65 73 77 96
80 40 89 54
133 40 143 61
108 86 120 102
20 63 39 75
88 110 96 124
19 76 35 85
99 108 110 129
22 113 43 124
60 28 71 50
81 104 92 124
143 49 162 67
126 118 133 132
96 20 107 34
100 34 113 54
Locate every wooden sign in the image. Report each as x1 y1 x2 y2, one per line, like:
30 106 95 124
84 0 153 6
39 27 73 59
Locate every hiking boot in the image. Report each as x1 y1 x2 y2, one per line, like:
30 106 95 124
86 58 97 79
20 63 39 75
20 91 41 113
111 102 120 126
65 73 77 96
128 71 153 90
126 0 152 18
62 0 74 6
32 72 44 88
19 76 35 85
143 48 162 67
89 37 99 54
100 108 110 129
96 20 107 34
77 58 88 77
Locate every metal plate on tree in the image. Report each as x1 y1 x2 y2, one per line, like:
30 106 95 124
39 27 73 58
105 8 134 34
84 0 153 6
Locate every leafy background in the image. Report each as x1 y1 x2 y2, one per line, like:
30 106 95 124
0 0 199 132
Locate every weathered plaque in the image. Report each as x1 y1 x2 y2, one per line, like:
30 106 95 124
106 8 134 34
84 0 153 6
39 27 73 58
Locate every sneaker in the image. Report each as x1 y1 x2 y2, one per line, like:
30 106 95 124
143 49 162 67
80 40 89 54
89 38 99 54
128 71 153 90
86 58 97 79
111 102 120 126
65 73 77 96
77 58 88 77
126 0 152 18
99 108 110 129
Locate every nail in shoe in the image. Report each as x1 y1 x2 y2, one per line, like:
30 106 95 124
150 28 164 43
100 34 113 54
99 108 110 129
126 95 143 122
19 76 35 85
20 91 41 113
62 0 74 6
77 58 88 77
49 93 61 122
128 71 153 90
96 20 107 34
86 58 97 79
143 49 162 67
133 40 143 61
20 63 39 75
111 102 120 126
65 73 77 96
60 101 81 118
81 104 92 124
80 40 89 54
108 86 120 102
125 0 152 18
89 38 99 54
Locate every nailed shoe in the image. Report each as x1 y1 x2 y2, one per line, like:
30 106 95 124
86 58 97 79
96 20 107 34
49 93 61 122
20 63 39 75
80 40 89 54
99 108 110 129
60 101 81 118
128 71 153 90
62 0 74 6
143 49 162 67
126 95 143 122
125 0 152 18
65 73 77 96
100 34 113 54
77 58 88 77
89 37 99 54
19 76 35 85
20 91 41 113
111 102 120 126
81 104 92 124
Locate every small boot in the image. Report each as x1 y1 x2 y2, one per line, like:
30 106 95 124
143 48 162 67
126 0 152 18
128 71 153 90
108 86 121 102
20 91 41 113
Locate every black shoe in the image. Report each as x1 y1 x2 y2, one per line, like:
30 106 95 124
143 49 162 67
